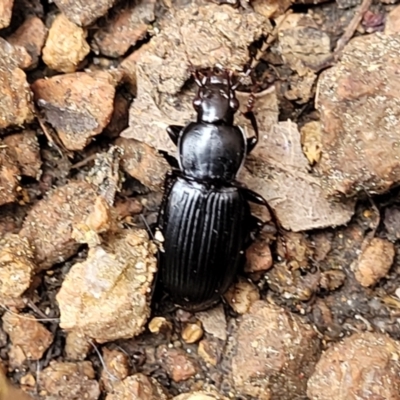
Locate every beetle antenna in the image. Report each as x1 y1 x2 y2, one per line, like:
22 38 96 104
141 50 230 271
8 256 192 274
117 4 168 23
232 9 293 92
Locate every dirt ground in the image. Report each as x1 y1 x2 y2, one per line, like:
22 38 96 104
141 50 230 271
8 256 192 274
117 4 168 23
1 0 400 399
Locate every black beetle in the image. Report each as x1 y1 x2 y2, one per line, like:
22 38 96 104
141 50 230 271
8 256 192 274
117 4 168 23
156 69 276 311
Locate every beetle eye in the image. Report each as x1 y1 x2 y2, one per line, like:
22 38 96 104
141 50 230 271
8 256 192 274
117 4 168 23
229 97 239 110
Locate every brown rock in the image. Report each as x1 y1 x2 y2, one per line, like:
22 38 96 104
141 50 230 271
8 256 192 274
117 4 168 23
2 311 53 362
0 205 24 237
307 332 400 400
20 373 36 389
139 3 271 95
101 348 129 392
84 195 113 233
0 38 34 129
115 138 170 191
148 316 172 335
315 33 400 197
3 131 41 179
85 146 123 207
241 120 355 231
173 391 229 400
64 331 91 361
103 91 132 139
121 79 195 155
198 339 220 366
0 146 20 206
267 261 319 301
385 5 400 35
284 69 317 104
42 13 89 73
294 0 329 3
105 374 168 400
0 0 13 29
278 13 331 73
158 346 199 383
319 270 346 291
0 234 36 302
56 229 158 343
7 46 32 70
31 71 116 151
251 0 292 18
39 361 100 400
335 0 360 7
301 120 322 165
353 237 395 287
181 322 204 344
283 231 313 270
53 0 117 26
384 205 400 240
118 49 142 90
114 197 143 221
232 300 321 400
311 231 333 262
245 232 273 274
7 16 48 69
93 1 156 58
19 181 97 270
196 305 227 341
8 345 27 369
72 195 115 248
224 277 260 315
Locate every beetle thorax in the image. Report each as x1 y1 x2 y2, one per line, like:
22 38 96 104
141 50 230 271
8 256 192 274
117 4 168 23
179 123 246 183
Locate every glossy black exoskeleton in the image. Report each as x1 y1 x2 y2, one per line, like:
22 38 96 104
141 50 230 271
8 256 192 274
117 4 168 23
157 69 275 311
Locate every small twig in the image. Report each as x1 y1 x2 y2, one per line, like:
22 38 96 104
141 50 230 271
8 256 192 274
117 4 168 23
314 0 372 72
36 361 40 395
114 345 130 357
26 299 54 321
36 114 68 158
247 9 294 72
0 305 60 323
70 154 98 170
354 314 373 331
89 340 119 382
333 0 372 60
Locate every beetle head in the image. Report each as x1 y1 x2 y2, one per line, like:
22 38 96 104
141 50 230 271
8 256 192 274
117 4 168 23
192 69 239 125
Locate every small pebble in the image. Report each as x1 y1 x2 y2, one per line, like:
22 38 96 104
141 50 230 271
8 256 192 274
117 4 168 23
181 322 203 344
353 238 395 287
148 317 172 334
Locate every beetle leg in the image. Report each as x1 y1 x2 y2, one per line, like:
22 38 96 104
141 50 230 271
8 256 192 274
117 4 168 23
167 125 184 146
241 188 281 229
244 110 259 154
240 187 287 256
159 150 180 169
245 214 264 248
240 187 266 205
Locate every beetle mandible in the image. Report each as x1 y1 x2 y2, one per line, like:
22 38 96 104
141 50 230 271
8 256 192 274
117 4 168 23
156 68 278 312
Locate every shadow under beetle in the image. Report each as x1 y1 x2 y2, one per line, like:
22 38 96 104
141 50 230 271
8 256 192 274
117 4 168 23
156 68 279 312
